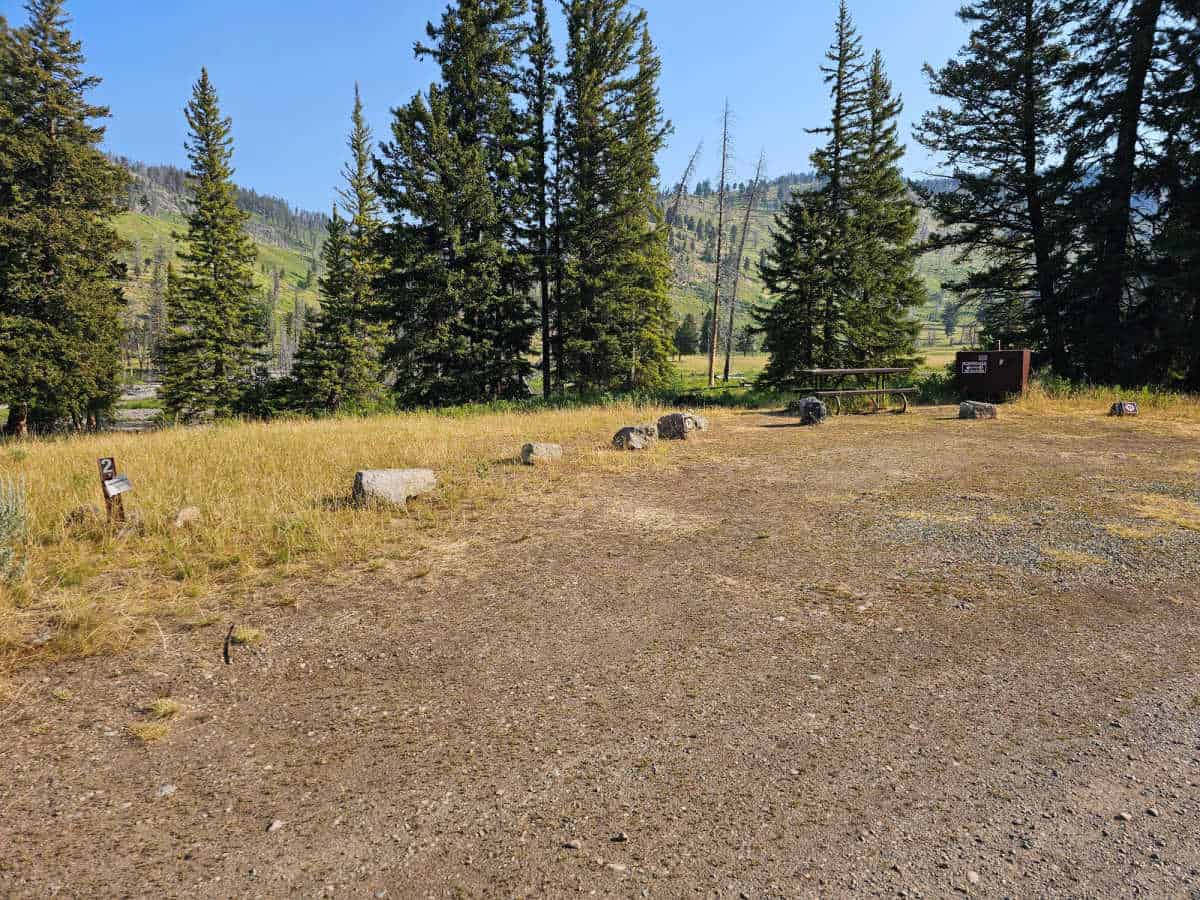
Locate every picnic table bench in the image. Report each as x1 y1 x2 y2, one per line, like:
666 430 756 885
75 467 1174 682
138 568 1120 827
798 367 917 414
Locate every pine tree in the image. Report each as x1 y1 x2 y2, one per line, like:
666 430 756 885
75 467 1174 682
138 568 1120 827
754 200 841 386
159 69 264 421
755 1 864 381
915 0 1074 368
375 0 536 407
805 0 867 362
1060 0 1166 380
1143 2 1200 386
757 8 921 384
735 325 758 355
674 312 700 357
557 0 674 393
523 0 556 397
292 88 385 413
0 0 129 435
844 51 922 367
699 308 714 356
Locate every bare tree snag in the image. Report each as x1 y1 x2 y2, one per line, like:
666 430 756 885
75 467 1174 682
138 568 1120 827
723 150 767 381
707 102 731 388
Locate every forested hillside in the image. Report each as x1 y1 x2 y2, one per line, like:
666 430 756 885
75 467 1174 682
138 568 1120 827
665 174 979 352
109 158 328 374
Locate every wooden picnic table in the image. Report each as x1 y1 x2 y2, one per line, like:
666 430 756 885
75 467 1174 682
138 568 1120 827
798 367 916 414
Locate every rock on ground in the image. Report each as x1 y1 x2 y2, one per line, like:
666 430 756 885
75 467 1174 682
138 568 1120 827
612 425 658 451
789 397 829 426
657 412 709 440
520 443 563 465
352 469 437 507
959 401 998 420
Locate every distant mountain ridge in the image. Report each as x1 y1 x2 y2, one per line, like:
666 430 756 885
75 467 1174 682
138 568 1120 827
109 155 329 256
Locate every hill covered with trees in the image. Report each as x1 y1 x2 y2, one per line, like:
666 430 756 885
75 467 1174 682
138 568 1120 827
108 157 329 377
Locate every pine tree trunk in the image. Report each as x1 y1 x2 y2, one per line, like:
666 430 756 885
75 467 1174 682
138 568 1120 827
3 404 29 439
1020 0 1064 371
1093 0 1163 377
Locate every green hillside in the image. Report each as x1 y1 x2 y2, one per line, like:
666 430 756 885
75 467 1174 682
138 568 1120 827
665 178 981 357
115 210 320 320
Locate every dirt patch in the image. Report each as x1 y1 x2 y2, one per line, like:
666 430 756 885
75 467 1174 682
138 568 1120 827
2 406 1199 897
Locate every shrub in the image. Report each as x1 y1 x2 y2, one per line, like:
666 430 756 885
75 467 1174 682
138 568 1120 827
0 475 28 582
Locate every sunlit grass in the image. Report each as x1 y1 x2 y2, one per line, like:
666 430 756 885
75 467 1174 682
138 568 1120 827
0 403 672 665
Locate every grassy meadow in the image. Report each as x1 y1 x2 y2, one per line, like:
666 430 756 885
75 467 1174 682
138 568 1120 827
2 382 1197 673
0 403 673 667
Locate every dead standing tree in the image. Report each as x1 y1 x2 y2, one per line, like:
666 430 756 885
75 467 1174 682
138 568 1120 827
667 141 703 286
707 102 732 388
722 150 766 381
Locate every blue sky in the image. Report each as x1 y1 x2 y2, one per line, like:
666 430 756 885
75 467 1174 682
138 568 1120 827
2 0 969 212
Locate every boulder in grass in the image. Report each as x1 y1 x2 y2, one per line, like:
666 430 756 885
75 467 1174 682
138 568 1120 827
353 469 437 507
1109 400 1139 417
612 424 657 451
959 400 998 420
520 442 563 465
790 396 828 426
657 412 700 440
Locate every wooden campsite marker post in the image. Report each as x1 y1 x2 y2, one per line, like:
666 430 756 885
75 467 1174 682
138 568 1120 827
98 457 132 524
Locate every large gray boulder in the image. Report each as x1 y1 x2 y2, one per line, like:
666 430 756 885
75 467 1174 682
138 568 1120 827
521 442 563 465
657 412 708 440
789 396 828 426
353 469 437 507
959 400 998 420
612 424 657 451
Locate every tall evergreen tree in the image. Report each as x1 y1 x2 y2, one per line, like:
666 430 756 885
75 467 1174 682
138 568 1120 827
557 0 673 393
674 312 699 357
754 200 841 386
159 69 264 421
757 6 920 384
292 87 385 413
844 51 922 366
698 307 714 356
1060 0 1166 379
523 0 556 397
0 0 129 436
375 0 536 406
915 0 1074 367
804 0 866 362
1143 1 1200 386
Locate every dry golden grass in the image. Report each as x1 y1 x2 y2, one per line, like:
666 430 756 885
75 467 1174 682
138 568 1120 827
1014 383 1200 421
1104 523 1169 541
1042 547 1109 569
128 720 171 744
1131 494 1200 532
0 404 671 665
229 626 263 646
146 697 182 719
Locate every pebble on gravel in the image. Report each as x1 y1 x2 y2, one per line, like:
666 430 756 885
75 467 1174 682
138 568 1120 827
1116 811 1132 822
267 819 285 833
156 784 177 798
967 870 981 885
563 839 581 850
611 832 628 843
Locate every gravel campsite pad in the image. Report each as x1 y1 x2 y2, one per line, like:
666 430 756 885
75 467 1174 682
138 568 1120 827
2 405 1199 896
